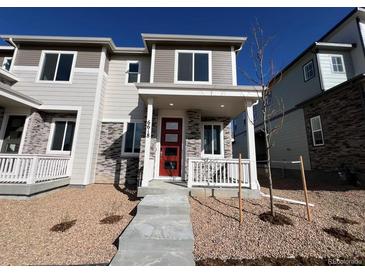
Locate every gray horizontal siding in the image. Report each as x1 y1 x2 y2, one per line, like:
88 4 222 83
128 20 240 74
233 109 312 170
12 67 99 184
153 45 232 85
15 45 102 68
317 51 354 91
102 55 150 120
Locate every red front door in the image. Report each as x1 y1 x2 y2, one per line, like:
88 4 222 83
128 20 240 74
159 118 182 177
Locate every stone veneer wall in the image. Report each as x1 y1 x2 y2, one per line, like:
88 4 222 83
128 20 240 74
184 110 202 179
303 83 365 175
22 110 76 154
95 122 139 185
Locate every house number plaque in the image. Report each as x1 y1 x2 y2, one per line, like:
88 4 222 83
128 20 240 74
146 119 151 138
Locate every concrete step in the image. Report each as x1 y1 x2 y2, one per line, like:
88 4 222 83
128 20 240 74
137 186 190 197
137 194 190 215
110 249 195 266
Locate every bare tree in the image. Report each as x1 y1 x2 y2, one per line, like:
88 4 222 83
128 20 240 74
240 19 284 217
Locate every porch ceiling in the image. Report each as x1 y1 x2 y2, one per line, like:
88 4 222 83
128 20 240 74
137 83 260 118
139 94 248 117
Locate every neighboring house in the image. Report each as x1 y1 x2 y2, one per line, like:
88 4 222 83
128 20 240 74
232 7 365 181
0 33 261 197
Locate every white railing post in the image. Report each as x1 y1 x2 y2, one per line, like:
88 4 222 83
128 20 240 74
27 156 39 184
188 158 193 188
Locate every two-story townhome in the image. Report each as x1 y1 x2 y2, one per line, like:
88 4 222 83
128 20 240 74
232 8 365 182
0 33 262 197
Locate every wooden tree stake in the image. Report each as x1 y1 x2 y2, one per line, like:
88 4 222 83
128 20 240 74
238 154 243 224
300 155 311 222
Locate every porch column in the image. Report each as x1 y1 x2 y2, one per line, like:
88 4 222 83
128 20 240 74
142 98 154 186
246 100 259 189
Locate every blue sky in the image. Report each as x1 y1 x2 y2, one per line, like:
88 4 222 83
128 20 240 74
0 7 353 84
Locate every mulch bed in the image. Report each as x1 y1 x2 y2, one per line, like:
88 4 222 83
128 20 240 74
190 179 365 265
50 220 77 232
333 216 359 225
258 211 294 226
323 227 364 244
100 215 123 224
0 184 139 265
275 203 291 210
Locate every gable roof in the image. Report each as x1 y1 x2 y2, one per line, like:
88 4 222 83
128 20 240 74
270 7 364 84
0 33 247 55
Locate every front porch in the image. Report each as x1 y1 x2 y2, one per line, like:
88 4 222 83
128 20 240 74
0 81 78 196
136 83 261 195
0 154 71 196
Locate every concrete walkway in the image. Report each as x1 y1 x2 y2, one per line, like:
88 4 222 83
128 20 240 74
110 193 195 266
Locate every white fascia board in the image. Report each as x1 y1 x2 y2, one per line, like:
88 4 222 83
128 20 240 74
0 89 41 109
0 68 19 83
138 88 261 98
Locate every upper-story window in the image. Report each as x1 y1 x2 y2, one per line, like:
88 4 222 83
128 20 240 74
38 51 76 82
2 57 12 71
126 61 140 84
331 55 345 73
175 50 211 84
303 60 315 81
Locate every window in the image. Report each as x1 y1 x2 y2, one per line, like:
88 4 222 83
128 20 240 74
2 57 12 71
1 115 26 154
176 50 211 83
303 60 315 81
310 116 324 146
39 52 76 82
331 56 345 73
126 61 140 84
202 123 223 156
123 122 143 155
48 119 76 153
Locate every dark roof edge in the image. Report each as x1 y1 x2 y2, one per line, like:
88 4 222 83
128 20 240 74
269 7 360 84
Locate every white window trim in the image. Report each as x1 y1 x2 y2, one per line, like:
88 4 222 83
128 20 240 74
47 118 76 154
2 57 13 71
303 60 315 81
121 121 143 157
174 50 212 85
125 60 141 85
201 122 224 158
330 54 346 74
36 50 77 84
310 115 324 147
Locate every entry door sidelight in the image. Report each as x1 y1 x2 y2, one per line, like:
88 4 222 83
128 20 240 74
159 118 182 177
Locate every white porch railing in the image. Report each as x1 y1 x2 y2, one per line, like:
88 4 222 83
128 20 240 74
0 154 71 184
188 158 251 188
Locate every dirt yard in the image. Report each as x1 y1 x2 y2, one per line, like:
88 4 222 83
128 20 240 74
190 176 365 265
0 184 139 266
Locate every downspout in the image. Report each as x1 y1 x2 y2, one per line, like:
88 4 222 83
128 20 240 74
7 38 18 72
356 17 365 57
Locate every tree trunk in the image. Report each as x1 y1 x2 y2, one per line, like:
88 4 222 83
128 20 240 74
263 99 275 217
